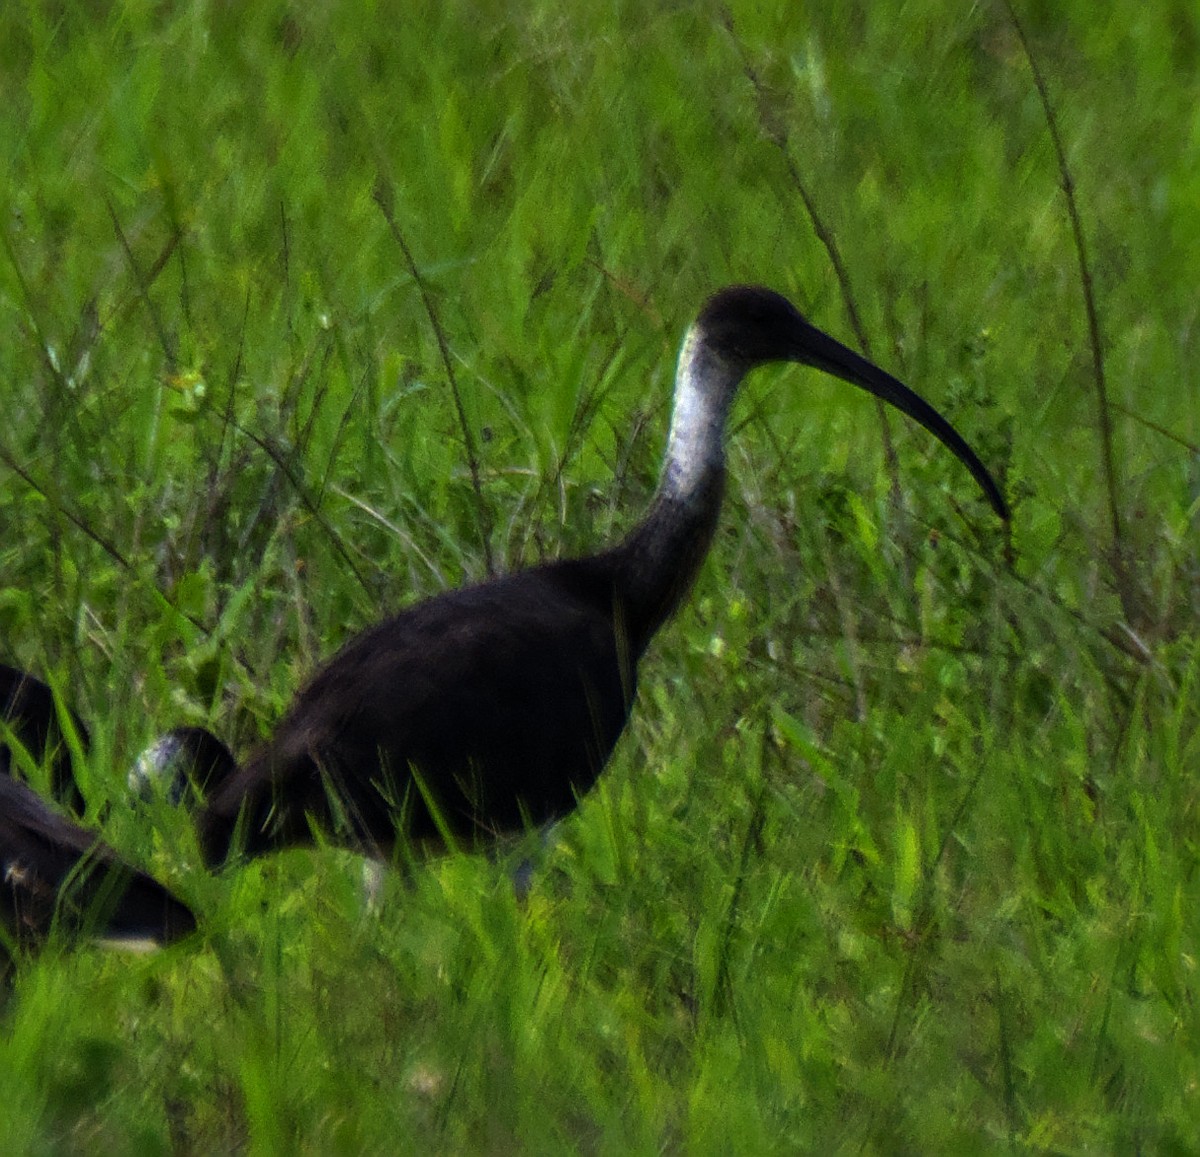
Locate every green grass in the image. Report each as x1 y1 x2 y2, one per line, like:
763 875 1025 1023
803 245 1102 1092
1 1 1198 1150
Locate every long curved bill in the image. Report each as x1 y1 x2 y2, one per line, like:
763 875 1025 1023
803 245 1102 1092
793 319 1008 521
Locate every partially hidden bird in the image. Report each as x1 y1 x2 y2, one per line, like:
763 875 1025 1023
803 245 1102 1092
0 662 87 813
194 285 1008 868
0 772 196 950
0 664 196 949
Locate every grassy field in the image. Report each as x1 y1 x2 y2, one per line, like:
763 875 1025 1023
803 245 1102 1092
1 1 1198 1151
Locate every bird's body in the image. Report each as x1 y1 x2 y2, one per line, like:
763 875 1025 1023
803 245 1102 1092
199 286 1007 866
0 663 197 948
0 772 196 949
205 555 653 861
0 662 87 813
129 724 239 806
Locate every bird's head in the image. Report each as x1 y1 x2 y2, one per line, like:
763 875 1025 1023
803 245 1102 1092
687 285 1008 520
692 285 816 369
129 726 238 808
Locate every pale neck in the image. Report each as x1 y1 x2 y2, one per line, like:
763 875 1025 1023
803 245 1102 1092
658 326 742 502
601 326 747 653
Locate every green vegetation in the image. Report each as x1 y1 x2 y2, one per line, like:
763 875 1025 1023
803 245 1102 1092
1 1 1197 1150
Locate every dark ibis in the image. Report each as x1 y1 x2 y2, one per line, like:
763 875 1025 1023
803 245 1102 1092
0 663 196 948
128 725 238 806
2 662 234 813
197 285 1007 868
0 663 87 813
0 765 195 950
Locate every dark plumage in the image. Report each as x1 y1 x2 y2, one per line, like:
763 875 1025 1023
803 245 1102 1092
0 664 196 948
0 762 195 949
0 663 87 813
198 285 1007 867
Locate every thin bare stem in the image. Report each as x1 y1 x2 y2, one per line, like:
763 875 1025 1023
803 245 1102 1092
105 197 177 374
1001 1 1135 619
0 441 130 571
372 177 495 576
1109 401 1199 454
235 424 373 597
0 441 213 638
720 10 906 522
